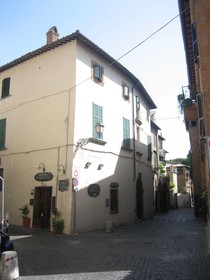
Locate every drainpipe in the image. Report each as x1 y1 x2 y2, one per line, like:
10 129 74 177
65 90 71 171
132 87 136 181
0 176 4 230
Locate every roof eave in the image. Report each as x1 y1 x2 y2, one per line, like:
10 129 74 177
0 30 157 109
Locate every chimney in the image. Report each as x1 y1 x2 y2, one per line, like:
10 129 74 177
46 26 59 44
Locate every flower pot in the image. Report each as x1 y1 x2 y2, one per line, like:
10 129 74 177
184 103 198 121
23 217 30 228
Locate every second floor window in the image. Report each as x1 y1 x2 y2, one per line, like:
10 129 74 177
123 117 130 149
92 61 104 85
93 103 103 140
1 77 10 99
136 96 140 111
147 135 152 161
0 118 6 149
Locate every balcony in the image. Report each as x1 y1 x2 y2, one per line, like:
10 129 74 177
178 86 198 122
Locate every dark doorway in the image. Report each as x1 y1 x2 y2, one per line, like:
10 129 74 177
136 173 144 219
33 187 52 228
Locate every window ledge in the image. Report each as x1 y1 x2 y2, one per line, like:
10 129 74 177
121 146 133 152
89 138 106 146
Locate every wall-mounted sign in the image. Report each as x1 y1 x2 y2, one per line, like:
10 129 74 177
72 178 78 187
34 172 53 182
87 184 100 197
59 179 69 192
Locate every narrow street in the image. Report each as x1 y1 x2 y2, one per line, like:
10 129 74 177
9 208 210 280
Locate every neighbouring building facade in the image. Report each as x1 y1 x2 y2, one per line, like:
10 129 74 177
178 0 210 221
166 163 192 208
0 27 164 234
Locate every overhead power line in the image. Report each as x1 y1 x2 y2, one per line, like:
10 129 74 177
0 7 189 116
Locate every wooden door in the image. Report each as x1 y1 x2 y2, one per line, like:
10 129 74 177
33 187 52 228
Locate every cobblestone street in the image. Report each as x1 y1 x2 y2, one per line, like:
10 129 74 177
9 208 210 280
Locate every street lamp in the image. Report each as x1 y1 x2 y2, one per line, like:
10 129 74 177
95 122 104 139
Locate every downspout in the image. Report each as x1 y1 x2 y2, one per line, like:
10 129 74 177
132 87 136 181
65 90 71 171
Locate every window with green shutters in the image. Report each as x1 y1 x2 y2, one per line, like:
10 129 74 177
136 96 140 111
123 117 130 149
147 135 152 161
1 78 10 99
0 119 6 149
92 103 103 139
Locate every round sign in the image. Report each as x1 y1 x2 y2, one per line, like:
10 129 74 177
72 178 78 186
87 184 100 197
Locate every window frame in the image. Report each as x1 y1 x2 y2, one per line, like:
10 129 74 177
0 118 6 149
123 117 130 149
92 103 103 140
92 61 104 85
1 77 11 99
136 96 140 111
122 84 129 100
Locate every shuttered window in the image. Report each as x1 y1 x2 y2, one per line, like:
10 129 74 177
147 135 152 161
136 96 140 111
123 117 130 149
93 103 103 139
1 78 10 98
0 119 6 149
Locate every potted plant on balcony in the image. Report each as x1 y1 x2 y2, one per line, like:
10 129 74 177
51 207 64 234
19 204 30 228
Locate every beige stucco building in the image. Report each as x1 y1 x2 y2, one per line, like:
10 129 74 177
0 27 158 234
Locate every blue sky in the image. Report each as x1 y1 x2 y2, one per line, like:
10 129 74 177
0 0 190 159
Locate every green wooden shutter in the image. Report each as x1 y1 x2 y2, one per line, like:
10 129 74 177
94 64 102 81
123 117 130 148
0 119 6 149
136 96 140 111
92 104 103 139
1 78 10 98
147 136 152 161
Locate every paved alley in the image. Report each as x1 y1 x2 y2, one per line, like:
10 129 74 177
9 208 210 280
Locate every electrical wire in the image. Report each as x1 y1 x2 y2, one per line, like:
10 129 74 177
0 7 188 116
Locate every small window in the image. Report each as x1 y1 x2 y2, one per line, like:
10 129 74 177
136 96 140 111
92 61 104 85
123 117 130 149
110 184 118 214
0 118 6 149
123 85 129 100
1 77 10 99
